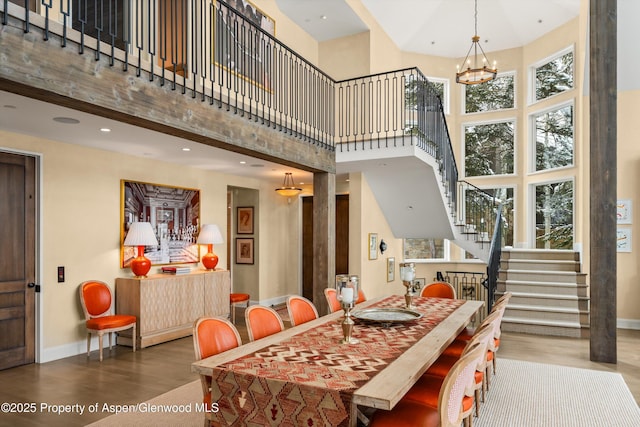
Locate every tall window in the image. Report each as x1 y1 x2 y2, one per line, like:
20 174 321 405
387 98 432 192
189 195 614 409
464 121 515 177
535 180 573 249
533 103 574 172
464 73 515 114
534 49 574 102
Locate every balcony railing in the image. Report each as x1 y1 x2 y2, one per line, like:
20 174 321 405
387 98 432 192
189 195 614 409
3 0 498 309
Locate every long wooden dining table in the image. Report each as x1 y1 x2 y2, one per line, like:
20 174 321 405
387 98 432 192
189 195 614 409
191 294 484 426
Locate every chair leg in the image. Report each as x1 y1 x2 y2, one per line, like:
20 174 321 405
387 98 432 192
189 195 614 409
474 388 481 417
98 331 104 362
86 333 91 357
132 323 136 353
108 332 113 350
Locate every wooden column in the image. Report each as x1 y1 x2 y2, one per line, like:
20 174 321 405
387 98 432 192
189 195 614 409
312 172 336 316
589 0 617 363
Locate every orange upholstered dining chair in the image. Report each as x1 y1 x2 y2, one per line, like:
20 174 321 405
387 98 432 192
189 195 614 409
420 281 457 299
424 324 494 417
369 342 485 427
286 295 319 326
324 288 342 314
230 292 250 324
356 288 367 304
244 305 285 341
79 280 137 362
193 316 242 427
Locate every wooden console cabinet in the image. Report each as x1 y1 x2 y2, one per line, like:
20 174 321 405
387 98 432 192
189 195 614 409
115 270 230 348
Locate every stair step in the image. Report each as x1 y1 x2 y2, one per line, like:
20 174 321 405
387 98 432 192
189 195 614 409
500 259 580 272
502 316 590 338
498 280 588 296
505 304 589 323
506 292 590 308
501 248 580 262
499 270 587 284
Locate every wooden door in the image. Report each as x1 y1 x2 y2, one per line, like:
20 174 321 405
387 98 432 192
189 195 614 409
0 152 36 370
302 195 349 301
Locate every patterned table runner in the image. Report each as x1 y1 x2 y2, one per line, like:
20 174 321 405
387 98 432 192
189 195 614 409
208 295 464 426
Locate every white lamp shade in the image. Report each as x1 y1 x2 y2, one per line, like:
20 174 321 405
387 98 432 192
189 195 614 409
123 222 158 246
197 224 224 245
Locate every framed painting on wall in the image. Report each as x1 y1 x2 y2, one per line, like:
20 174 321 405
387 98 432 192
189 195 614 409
617 199 632 224
213 0 275 91
236 238 254 264
368 233 378 260
617 228 632 253
120 180 200 268
387 257 395 282
237 206 254 234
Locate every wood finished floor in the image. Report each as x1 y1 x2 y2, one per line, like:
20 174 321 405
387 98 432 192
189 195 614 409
0 325 638 427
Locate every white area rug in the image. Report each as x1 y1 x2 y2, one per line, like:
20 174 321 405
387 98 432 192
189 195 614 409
474 359 640 427
87 359 640 427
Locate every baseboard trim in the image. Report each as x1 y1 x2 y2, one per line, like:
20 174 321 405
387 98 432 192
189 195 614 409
41 335 112 363
617 318 640 330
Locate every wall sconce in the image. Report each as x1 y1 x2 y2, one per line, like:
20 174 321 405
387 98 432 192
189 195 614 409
197 224 224 270
123 222 158 278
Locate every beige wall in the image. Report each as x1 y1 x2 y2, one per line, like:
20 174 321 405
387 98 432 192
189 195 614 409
616 90 640 322
347 172 405 299
1 130 302 360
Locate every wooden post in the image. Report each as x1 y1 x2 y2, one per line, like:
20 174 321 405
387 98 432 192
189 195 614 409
312 172 336 316
589 0 617 363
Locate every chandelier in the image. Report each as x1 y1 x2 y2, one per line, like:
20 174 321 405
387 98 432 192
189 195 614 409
456 0 497 85
275 172 302 197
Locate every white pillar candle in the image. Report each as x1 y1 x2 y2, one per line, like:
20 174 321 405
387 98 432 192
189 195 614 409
340 287 354 304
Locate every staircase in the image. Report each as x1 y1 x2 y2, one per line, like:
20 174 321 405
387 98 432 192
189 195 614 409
497 248 589 338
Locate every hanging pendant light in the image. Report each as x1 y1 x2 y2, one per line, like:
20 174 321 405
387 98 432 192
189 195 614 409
275 172 302 197
456 0 497 85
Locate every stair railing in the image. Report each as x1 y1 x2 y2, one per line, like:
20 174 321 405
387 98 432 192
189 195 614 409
484 203 504 312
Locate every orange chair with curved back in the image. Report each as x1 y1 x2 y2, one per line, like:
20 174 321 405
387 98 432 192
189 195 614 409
286 295 319 326
421 281 457 299
324 288 342 314
356 288 367 304
369 342 485 427
230 292 250 324
244 305 285 342
79 280 137 362
193 316 242 426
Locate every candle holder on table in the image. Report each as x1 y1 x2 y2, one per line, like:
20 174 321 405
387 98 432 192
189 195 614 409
336 275 359 344
399 262 417 309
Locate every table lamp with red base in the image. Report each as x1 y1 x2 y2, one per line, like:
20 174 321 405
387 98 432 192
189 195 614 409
123 222 158 278
197 224 224 270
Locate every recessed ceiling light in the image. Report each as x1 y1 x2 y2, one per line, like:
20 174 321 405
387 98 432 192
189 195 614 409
240 161 247 164
182 147 191 152
321 15 327 20
53 117 80 124
100 128 111 132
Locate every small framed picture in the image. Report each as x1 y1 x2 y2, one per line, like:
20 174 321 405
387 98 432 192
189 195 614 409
368 233 378 260
237 206 254 234
617 228 632 253
617 199 632 224
414 278 426 291
236 238 254 264
387 257 395 282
